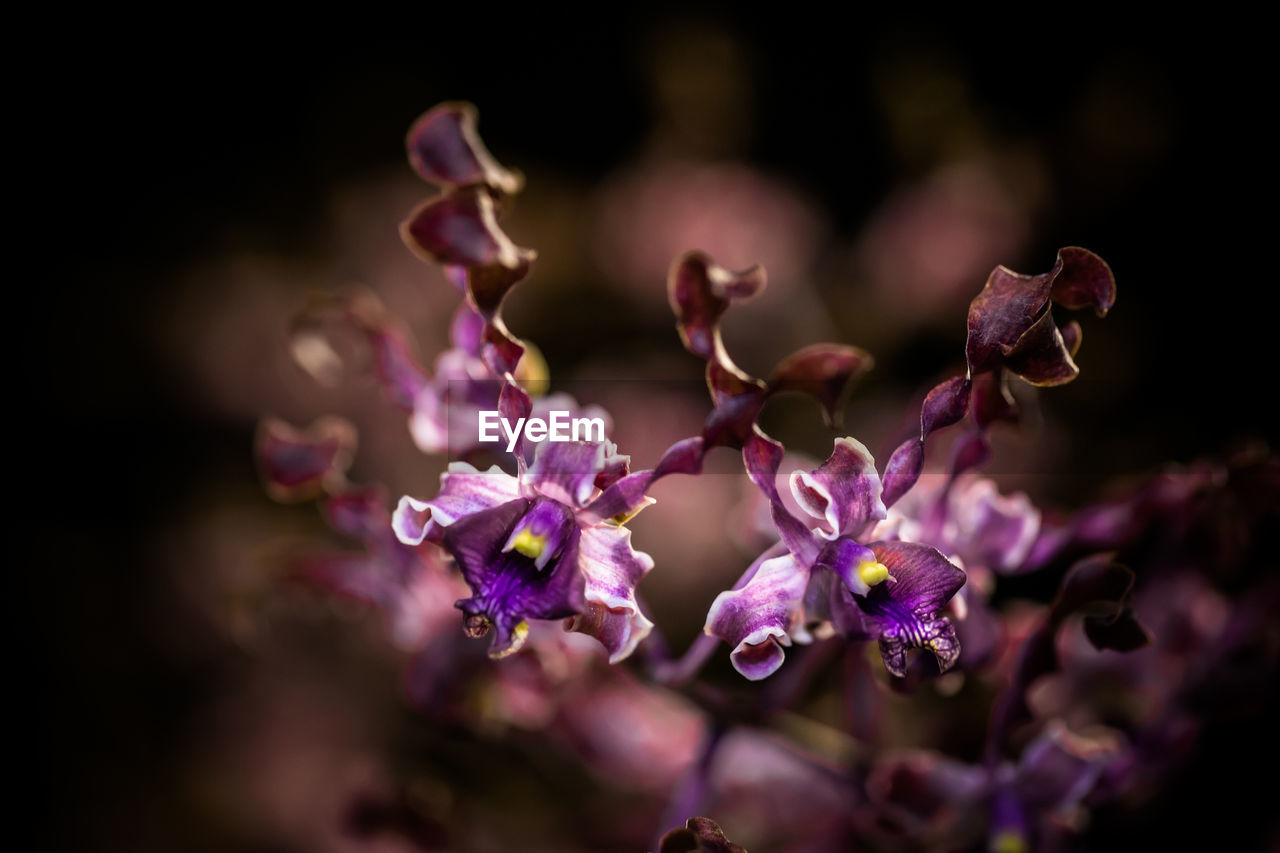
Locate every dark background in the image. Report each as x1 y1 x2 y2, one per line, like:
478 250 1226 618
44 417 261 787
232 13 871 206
24 11 1275 851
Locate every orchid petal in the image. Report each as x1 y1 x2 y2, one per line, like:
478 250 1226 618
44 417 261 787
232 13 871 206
790 436 887 540
413 462 520 530
704 554 810 681
405 101 523 194
565 524 655 662
525 440 607 507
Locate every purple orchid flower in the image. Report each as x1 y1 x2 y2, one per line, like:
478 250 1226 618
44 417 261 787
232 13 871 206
705 433 966 680
392 387 655 662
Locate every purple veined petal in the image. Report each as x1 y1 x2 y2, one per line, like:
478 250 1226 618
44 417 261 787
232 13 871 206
565 524 656 663
870 541 967 618
392 495 435 546
876 618 960 678
704 554 811 681
481 318 528 377
525 440 608 507
881 439 925 512
766 342 874 426
443 498 585 658
501 498 575 571
743 429 820 567
582 469 658 524
400 185 530 270
851 541 966 676
791 436 887 541
414 462 521 529
405 101 523 195
256 416 357 502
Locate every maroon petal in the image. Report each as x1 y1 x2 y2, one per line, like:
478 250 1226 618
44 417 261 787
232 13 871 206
766 342 874 426
400 185 532 271
658 817 747 853
1049 246 1116 315
256 416 356 501
967 247 1115 379
881 376 971 508
405 101 523 194
668 250 765 362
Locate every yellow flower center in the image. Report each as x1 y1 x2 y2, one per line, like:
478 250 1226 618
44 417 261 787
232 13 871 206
510 529 546 560
990 830 1028 853
857 558 890 587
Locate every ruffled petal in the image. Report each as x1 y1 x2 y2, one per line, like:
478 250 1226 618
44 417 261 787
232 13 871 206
565 524 655 662
417 462 521 528
790 436 887 540
704 554 811 681
391 496 435 546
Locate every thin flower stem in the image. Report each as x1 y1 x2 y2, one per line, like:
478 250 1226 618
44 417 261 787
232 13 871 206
652 722 728 850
